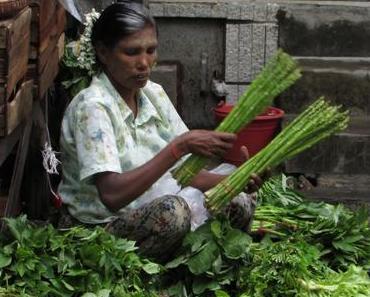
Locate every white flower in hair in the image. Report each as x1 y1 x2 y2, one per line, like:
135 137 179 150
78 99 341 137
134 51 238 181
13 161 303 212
77 9 101 76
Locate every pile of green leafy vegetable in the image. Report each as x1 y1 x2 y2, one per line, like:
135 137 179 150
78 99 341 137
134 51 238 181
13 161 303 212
160 218 369 297
0 216 160 297
254 174 370 270
1 175 369 297
159 175 370 297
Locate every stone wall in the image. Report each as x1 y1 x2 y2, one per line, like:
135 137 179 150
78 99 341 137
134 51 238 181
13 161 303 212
275 1 370 206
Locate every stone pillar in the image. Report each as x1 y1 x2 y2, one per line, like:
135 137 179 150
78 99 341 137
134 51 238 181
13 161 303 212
224 3 279 104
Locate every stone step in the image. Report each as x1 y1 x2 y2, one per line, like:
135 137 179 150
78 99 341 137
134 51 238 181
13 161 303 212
284 115 370 175
278 1 370 57
278 57 370 116
297 173 370 210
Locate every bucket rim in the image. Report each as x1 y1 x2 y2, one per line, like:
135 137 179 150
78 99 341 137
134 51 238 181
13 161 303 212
214 104 285 120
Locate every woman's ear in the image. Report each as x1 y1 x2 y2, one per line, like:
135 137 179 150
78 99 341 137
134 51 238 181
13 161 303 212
95 42 109 66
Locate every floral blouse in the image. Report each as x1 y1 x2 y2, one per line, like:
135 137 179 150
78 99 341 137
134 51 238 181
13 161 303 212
58 72 188 224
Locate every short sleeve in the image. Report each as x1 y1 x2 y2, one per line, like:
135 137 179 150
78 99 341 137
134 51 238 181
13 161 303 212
167 103 189 138
154 84 189 138
74 101 122 181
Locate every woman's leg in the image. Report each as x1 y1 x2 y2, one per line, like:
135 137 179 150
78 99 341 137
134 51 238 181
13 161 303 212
106 195 191 261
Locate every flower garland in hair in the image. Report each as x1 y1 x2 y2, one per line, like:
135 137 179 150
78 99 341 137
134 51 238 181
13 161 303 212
77 9 101 75
62 9 101 98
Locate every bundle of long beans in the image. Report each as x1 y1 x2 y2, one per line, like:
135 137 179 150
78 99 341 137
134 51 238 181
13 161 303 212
205 98 349 213
172 50 301 187
251 205 313 236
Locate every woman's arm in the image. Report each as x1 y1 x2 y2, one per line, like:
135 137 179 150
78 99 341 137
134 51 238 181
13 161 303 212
95 130 236 211
188 146 265 193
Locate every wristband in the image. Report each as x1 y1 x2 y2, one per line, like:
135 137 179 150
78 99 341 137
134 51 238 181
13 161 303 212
170 143 183 160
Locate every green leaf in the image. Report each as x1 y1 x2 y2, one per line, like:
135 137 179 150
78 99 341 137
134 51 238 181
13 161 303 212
80 245 100 268
222 229 251 259
0 253 12 268
66 269 90 276
192 277 220 295
341 234 364 243
167 282 185 296
97 289 111 297
115 238 138 253
81 229 99 242
142 262 161 274
212 255 222 274
62 279 75 291
332 241 357 252
81 293 97 297
16 263 26 277
215 290 231 297
183 223 213 251
4 215 27 242
187 241 219 275
211 220 222 239
165 254 187 269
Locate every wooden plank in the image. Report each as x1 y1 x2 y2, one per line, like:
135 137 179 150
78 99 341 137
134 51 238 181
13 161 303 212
0 7 31 48
0 85 4 100
0 80 33 137
37 47 59 99
5 31 30 100
0 0 29 20
29 0 57 29
5 80 33 135
0 7 31 101
0 194 7 217
35 4 66 73
0 119 23 165
54 3 66 38
37 35 57 74
29 0 57 45
3 113 32 220
19 100 49 220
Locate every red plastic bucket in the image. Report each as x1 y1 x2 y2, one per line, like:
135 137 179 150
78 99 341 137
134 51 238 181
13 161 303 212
214 103 285 166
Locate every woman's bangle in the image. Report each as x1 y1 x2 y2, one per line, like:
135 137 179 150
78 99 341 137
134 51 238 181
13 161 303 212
170 143 183 160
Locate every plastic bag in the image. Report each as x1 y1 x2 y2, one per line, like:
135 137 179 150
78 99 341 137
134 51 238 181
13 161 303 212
132 163 236 230
180 163 237 230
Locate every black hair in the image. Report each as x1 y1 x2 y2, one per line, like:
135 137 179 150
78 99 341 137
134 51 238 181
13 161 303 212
91 1 156 49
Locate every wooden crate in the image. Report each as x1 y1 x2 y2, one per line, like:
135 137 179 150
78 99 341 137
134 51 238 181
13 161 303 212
0 0 29 19
28 0 65 99
0 7 31 103
0 79 33 136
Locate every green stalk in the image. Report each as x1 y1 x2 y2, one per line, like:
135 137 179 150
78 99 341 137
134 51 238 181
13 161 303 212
172 50 301 186
205 98 349 213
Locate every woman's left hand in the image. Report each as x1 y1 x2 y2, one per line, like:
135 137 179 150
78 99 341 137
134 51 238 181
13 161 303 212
240 146 271 194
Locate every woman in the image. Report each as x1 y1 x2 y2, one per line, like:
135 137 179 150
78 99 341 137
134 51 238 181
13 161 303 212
58 2 263 260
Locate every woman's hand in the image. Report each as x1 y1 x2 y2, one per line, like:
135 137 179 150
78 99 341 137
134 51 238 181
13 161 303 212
175 130 237 159
239 145 271 193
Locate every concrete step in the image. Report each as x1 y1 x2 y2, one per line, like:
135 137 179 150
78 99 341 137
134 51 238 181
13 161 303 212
284 115 370 175
278 1 370 57
297 173 370 210
278 57 370 116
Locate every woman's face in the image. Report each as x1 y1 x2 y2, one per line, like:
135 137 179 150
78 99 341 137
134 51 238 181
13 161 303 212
98 25 158 93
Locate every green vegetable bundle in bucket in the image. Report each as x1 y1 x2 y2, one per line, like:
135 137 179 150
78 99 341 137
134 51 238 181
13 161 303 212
205 98 350 213
172 49 301 187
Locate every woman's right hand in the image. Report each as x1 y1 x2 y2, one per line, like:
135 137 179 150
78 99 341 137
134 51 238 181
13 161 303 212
174 130 237 158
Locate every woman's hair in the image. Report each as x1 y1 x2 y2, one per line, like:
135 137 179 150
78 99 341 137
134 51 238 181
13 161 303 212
91 1 156 49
